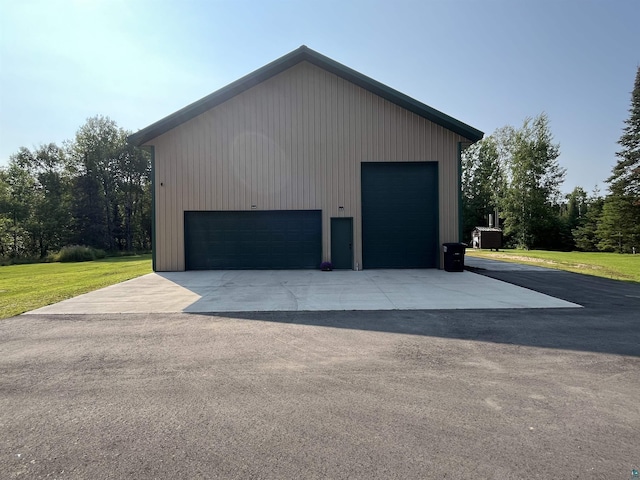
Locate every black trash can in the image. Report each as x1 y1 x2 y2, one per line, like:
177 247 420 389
442 242 466 272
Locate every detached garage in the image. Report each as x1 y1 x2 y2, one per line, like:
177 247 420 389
128 46 482 271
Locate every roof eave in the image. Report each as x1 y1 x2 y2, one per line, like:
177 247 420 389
300 49 483 142
128 47 309 146
128 45 483 146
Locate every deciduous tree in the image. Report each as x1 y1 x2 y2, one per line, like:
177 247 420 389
501 114 565 249
461 136 506 240
1 116 152 261
0 160 36 257
12 144 71 256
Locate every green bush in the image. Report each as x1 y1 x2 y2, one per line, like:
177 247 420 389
0 256 43 266
55 245 106 263
109 250 143 257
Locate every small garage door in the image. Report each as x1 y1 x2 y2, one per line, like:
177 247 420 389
361 162 439 268
184 210 321 270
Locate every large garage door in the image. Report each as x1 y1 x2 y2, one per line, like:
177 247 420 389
184 210 321 270
361 162 438 268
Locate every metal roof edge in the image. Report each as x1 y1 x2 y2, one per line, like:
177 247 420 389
128 46 310 146
299 47 483 142
128 45 483 146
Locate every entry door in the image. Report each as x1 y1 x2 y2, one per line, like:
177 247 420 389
331 217 353 269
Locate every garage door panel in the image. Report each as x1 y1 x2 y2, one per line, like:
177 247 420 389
362 162 438 269
185 210 322 270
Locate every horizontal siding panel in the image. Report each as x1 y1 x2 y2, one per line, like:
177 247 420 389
151 61 469 271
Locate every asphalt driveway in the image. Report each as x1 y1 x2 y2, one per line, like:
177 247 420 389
2 261 639 479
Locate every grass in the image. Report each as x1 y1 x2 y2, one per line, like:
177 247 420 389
0 254 152 319
466 249 640 283
3 249 636 318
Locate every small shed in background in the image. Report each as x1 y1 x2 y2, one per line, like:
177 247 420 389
472 227 503 250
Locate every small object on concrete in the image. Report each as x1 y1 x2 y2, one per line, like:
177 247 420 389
442 243 466 272
630 469 639 479
320 261 333 271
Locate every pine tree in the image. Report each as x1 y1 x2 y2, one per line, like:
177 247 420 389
598 67 640 252
572 189 604 251
610 67 640 198
560 186 588 251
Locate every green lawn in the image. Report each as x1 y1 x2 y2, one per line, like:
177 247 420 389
466 249 640 283
0 255 152 319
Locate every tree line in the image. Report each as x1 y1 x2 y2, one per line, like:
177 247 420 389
0 116 151 261
462 66 640 253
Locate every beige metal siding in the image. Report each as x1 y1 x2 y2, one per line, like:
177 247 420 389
150 61 469 271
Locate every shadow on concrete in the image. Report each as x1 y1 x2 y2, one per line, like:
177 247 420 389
192 268 640 357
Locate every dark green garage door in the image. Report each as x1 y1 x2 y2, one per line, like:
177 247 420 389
184 210 322 270
361 162 439 268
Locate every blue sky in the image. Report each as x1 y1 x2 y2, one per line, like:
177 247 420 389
1 0 638 194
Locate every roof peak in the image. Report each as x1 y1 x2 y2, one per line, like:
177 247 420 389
128 46 483 146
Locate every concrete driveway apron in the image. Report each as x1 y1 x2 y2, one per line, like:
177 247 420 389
26 267 580 314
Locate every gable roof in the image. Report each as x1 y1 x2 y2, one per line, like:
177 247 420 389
473 227 502 232
128 45 483 146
